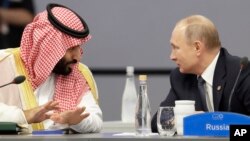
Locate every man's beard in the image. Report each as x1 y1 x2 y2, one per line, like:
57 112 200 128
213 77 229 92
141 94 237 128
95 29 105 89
52 58 77 75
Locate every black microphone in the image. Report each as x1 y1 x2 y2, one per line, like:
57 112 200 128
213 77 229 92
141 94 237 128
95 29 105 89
0 75 26 88
228 57 249 111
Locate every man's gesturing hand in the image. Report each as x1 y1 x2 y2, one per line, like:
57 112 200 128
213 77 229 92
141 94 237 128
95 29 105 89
50 107 90 125
23 100 60 124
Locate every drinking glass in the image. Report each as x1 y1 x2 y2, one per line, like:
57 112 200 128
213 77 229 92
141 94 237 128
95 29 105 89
157 106 176 136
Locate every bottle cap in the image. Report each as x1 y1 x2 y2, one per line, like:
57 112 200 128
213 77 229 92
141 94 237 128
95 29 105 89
126 66 134 75
139 75 147 81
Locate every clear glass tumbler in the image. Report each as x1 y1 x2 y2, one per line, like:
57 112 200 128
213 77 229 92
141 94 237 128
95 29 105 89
157 106 176 136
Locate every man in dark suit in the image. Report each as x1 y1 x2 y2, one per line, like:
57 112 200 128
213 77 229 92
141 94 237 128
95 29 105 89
151 15 250 133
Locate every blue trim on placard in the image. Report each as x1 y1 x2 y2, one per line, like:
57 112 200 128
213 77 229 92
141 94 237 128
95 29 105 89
183 112 250 137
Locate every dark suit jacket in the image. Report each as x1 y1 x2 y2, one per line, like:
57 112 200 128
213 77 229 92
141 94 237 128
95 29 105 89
151 48 250 132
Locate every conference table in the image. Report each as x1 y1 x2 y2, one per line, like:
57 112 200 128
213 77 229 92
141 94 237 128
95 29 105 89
0 121 229 141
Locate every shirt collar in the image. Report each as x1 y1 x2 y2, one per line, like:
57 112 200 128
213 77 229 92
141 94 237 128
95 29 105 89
201 51 220 86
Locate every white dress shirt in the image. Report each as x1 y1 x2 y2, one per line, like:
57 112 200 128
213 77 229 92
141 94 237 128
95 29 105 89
201 51 220 112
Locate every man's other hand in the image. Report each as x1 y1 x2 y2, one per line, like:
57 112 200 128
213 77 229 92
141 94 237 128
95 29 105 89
23 100 60 124
50 107 90 125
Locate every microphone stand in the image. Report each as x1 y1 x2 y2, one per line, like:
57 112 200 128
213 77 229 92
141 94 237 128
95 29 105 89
228 57 248 111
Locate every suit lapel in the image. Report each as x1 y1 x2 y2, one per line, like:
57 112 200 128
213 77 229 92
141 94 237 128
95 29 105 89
212 48 240 111
212 50 226 111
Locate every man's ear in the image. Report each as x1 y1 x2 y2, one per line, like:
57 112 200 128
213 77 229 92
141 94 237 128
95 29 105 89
193 40 202 56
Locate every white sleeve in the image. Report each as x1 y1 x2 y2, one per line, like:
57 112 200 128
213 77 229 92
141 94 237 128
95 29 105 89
69 90 103 133
0 103 28 124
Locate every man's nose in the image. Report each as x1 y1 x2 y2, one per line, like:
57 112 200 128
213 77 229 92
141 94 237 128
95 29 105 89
170 51 176 61
72 47 81 62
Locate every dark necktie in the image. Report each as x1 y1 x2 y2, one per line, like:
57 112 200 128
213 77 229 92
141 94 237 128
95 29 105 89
197 76 208 111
